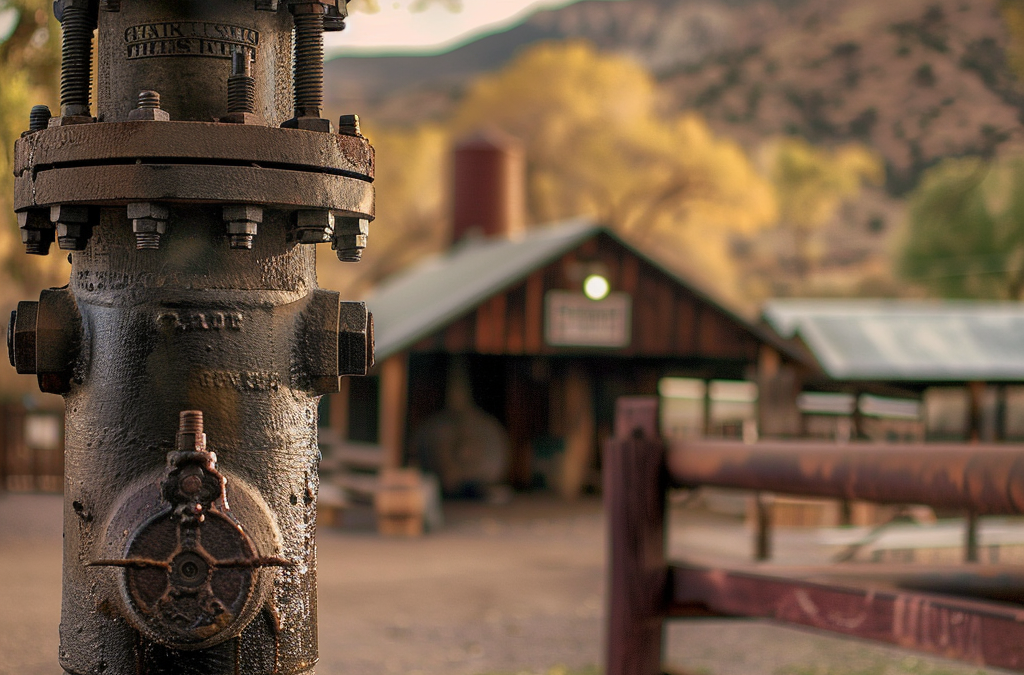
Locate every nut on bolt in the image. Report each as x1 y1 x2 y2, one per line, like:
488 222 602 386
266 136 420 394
339 302 373 376
128 202 170 250
50 204 94 251
223 204 264 250
17 210 56 256
128 90 170 121
333 217 369 262
8 301 38 374
292 209 334 244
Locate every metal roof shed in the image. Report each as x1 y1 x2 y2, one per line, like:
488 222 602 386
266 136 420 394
762 299 1024 441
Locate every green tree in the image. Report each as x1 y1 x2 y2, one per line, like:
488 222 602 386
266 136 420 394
897 156 1024 299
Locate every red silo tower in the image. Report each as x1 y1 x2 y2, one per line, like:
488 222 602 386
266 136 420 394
452 129 526 244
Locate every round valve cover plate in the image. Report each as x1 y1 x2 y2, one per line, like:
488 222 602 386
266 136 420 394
125 509 258 647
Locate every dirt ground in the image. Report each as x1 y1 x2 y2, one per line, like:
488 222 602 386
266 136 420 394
0 492 1010 675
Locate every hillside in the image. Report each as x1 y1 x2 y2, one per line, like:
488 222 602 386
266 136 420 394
327 0 1021 193
323 0 1024 302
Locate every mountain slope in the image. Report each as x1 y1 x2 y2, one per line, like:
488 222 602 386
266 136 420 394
326 0 1022 195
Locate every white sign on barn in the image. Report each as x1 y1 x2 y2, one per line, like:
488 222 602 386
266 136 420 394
545 291 632 348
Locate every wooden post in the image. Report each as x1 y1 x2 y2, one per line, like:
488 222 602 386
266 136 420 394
328 376 351 441
560 363 595 500
965 511 980 563
968 381 985 442
606 400 666 675
379 354 409 470
702 379 712 438
754 492 773 561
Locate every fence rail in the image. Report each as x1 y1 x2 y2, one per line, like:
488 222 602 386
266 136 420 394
605 398 1024 675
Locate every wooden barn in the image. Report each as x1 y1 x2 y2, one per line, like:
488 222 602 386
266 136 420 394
319 133 810 502
322 221 811 499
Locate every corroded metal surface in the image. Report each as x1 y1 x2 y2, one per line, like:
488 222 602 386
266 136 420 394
668 439 1024 515
7 0 370 672
671 563 1024 671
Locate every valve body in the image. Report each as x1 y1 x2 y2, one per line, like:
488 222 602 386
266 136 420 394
8 1 372 673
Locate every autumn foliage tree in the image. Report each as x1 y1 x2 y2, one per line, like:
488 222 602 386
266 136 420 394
761 136 884 279
331 41 779 303
0 0 68 308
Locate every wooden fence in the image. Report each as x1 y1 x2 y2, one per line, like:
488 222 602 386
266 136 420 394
0 404 63 493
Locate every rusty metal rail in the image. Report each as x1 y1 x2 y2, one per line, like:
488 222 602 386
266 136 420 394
606 398 1024 675
667 439 1024 515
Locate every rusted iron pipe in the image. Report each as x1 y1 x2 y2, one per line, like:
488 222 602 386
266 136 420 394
668 439 1024 515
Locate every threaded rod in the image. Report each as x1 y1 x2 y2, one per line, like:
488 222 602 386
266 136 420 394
137 90 161 109
293 11 324 118
29 105 52 132
179 411 204 435
59 4 95 116
228 50 256 114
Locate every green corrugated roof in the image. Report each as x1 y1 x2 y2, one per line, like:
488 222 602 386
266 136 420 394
763 299 1024 381
367 218 601 360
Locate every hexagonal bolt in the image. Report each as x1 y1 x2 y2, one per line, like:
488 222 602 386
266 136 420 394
50 204 94 251
128 90 170 122
8 301 39 374
17 210 56 256
333 217 369 262
223 204 264 250
338 303 374 376
292 209 334 244
324 0 348 32
128 202 170 250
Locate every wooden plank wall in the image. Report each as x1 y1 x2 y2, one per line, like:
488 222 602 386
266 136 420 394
411 233 763 361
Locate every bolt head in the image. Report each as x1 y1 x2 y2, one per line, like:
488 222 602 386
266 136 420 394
18 210 51 230
283 117 333 133
128 108 170 122
226 220 259 236
338 302 373 376
22 228 55 255
295 210 335 230
220 112 263 125
50 204 91 224
132 218 167 235
223 205 263 223
127 202 170 220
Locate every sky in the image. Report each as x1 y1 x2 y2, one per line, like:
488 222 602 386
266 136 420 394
0 0 614 56
328 0 620 57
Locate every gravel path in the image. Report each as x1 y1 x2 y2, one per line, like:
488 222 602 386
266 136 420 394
0 493 1012 675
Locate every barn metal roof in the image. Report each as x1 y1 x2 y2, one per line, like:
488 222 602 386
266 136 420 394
367 218 601 360
366 218 792 363
762 299 1024 382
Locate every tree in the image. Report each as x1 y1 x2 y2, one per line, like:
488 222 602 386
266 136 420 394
0 0 67 309
450 41 777 302
897 156 1024 300
318 122 451 295
759 136 884 280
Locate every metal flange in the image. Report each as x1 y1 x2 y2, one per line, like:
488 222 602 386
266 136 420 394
13 121 375 179
15 164 375 216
